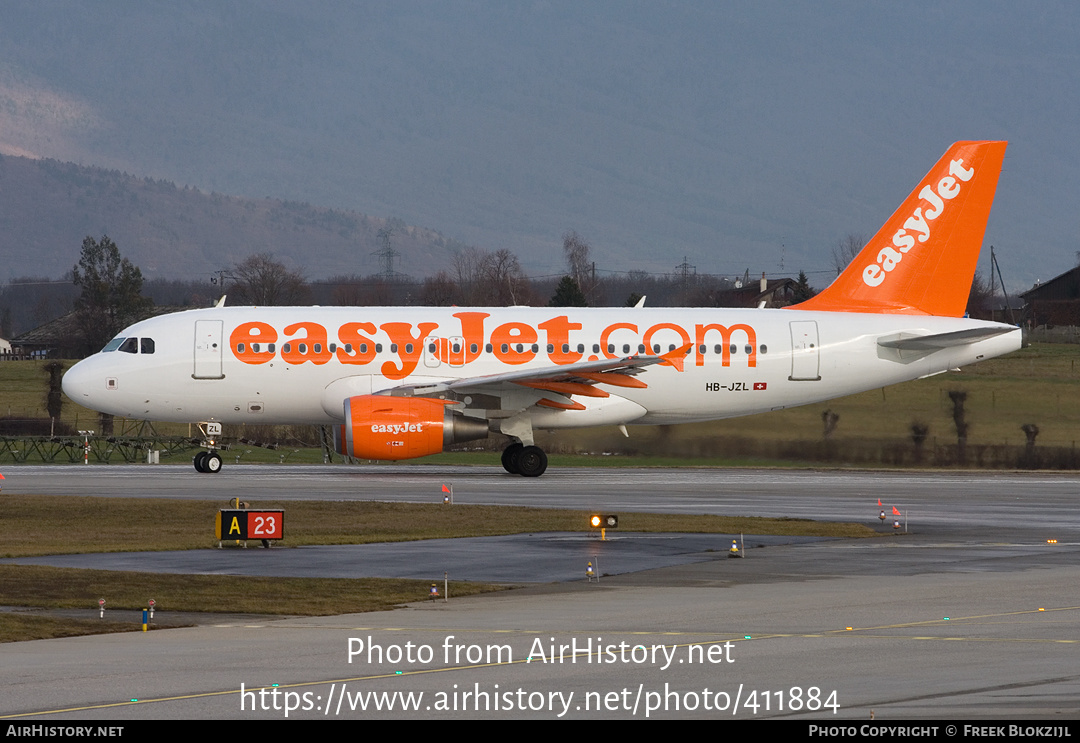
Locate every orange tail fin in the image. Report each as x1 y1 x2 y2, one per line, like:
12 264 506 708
790 141 1007 317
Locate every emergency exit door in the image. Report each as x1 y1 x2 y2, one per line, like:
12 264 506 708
193 320 225 379
788 321 821 381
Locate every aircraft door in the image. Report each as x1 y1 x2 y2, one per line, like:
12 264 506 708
424 337 442 368
788 321 821 381
448 336 465 367
193 320 225 379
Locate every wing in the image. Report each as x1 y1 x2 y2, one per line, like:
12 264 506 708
377 344 691 411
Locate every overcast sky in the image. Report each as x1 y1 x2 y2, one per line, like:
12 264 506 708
0 1 1076 289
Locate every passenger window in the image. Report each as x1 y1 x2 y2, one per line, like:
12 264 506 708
760 344 768 354
118 338 138 354
141 338 155 354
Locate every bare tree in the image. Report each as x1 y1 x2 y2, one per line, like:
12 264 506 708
1018 422 1040 468
231 253 309 306
325 274 367 306
43 361 64 436
948 390 969 465
482 249 533 305
821 409 839 438
450 247 489 304
832 233 867 274
563 231 595 302
910 421 929 463
451 247 533 305
420 271 458 306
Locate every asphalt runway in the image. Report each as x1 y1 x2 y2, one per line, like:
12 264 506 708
2 464 1079 720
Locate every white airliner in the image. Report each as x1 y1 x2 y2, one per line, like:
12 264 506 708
63 141 1019 477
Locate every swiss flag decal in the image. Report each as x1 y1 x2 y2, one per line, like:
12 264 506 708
753 382 767 390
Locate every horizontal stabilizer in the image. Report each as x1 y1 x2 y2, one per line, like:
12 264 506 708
877 326 1014 352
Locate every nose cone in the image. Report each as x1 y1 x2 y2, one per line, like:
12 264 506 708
62 357 100 409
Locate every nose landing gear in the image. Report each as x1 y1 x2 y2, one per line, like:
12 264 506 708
193 450 223 473
193 421 224 474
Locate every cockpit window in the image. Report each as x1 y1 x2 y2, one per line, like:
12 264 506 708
118 338 139 354
141 338 155 354
102 337 125 352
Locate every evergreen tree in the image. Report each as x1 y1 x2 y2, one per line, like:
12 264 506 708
549 275 588 307
793 270 815 303
71 235 151 355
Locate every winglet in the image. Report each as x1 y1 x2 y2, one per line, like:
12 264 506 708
789 141 1007 317
658 343 693 372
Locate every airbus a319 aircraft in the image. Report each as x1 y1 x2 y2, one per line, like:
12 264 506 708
63 141 1020 477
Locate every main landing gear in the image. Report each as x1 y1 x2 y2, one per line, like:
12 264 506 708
193 421 223 474
501 442 548 477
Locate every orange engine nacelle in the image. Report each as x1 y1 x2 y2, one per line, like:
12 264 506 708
334 395 489 461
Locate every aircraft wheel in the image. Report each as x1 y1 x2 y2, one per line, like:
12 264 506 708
205 452 223 473
516 446 547 477
193 451 209 473
501 443 523 474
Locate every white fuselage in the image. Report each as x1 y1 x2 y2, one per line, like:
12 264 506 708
62 305 1022 429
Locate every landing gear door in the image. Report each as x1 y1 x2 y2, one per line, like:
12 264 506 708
789 321 821 381
193 320 225 379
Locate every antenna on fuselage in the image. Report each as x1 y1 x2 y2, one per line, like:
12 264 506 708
215 295 227 308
